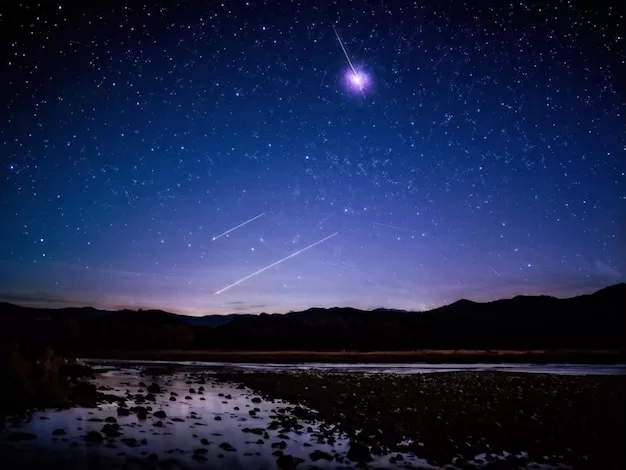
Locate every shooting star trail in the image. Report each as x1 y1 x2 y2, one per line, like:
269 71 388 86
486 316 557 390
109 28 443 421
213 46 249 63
332 24 371 93
215 232 338 295
332 24 357 76
211 212 265 241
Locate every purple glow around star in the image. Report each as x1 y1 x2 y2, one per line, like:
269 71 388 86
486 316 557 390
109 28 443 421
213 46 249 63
343 68 372 94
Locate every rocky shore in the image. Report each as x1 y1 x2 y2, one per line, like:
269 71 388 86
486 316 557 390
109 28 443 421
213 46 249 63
217 371 626 469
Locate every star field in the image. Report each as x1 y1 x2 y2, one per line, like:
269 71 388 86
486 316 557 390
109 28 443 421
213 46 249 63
1 1 624 315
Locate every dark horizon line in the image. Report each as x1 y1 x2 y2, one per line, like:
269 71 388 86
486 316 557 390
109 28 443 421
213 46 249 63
1 282 622 319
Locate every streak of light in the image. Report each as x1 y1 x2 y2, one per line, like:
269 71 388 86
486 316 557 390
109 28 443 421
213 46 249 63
332 24 357 76
211 212 265 241
215 232 338 295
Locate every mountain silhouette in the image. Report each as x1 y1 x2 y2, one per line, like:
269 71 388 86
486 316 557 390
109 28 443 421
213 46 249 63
1 284 624 353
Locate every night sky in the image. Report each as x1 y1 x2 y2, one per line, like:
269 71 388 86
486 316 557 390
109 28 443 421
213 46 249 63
1 1 624 315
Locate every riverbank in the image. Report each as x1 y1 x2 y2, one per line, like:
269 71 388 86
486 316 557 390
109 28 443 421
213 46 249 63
217 370 626 468
76 348 626 364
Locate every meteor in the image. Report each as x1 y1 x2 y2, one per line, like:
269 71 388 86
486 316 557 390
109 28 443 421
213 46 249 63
332 24 357 76
215 232 338 295
211 212 265 241
332 24 371 93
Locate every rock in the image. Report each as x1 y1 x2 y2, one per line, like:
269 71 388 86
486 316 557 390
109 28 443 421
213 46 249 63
214 416 222 421
121 438 139 447
193 448 208 455
169 396 176 401
276 454 304 469
6 432 37 441
171 418 184 422
185 396 192 400
224 394 232 399
145 393 156 401
271 441 287 450
251 397 262 403
153 420 164 427
146 383 161 394
52 428 67 436
132 406 148 420
105 417 117 423
101 424 122 438
292 406 309 419
198 386 205 392
200 438 210 445
189 388 196 394
242 427 264 435
192 454 207 462
153 410 167 419
84 431 104 443
347 442 372 463
146 453 159 461
219 442 236 452
236 384 245 389
117 407 131 417
139 381 147 388
310 449 333 462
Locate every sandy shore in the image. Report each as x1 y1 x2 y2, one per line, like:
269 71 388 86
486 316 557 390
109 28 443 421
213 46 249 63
217 370 626 468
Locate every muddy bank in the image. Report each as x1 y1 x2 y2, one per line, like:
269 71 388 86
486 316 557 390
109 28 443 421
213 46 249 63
218 371 626 468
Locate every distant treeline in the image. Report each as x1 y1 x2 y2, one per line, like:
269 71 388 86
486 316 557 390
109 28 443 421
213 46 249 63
1 284 624 355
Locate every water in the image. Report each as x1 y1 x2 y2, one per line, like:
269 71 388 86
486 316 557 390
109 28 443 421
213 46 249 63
0 368 434 470
2 362 621 469
84 359 626 376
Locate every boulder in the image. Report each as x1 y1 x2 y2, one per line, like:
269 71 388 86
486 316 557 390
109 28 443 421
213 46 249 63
84 431 104 443
219 442 236 452
146 383 161 394
276 454 304 469
347 442 372 463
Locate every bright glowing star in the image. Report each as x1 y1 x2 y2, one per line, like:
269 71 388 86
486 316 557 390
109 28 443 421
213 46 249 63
344 69 371 93
215 232 338 295
211 212 265 241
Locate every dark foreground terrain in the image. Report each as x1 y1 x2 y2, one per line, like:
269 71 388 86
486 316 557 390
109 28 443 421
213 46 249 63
218 371 626 469
1 358 625 469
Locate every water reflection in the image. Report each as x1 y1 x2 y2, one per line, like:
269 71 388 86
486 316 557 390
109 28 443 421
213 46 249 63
0 368 431 469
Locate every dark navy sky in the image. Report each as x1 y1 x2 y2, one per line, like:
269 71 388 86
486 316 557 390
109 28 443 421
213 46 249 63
1 1 624 315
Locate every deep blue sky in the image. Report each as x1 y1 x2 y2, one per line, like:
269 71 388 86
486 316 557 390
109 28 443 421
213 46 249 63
1 1 624 315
